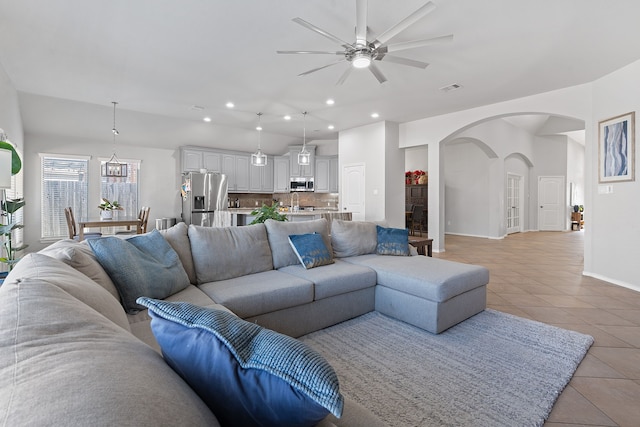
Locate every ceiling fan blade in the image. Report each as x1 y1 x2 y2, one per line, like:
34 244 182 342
292 17 352 48
336 67 353 85
277 50 344 55
355 0 368 46
373 1 436 47
368 62 387 84
378 54 429 69
386 34 453 53
298 60 345 77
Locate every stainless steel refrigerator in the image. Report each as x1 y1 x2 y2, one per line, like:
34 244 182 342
181 172 228 226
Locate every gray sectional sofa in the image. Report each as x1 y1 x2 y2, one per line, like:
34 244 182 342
0 218 489 426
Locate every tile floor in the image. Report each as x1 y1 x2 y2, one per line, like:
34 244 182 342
434 231 640 427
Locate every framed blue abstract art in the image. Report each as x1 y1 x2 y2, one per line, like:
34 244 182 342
599 111 635 183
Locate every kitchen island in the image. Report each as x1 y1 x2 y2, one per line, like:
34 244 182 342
226 208 351 227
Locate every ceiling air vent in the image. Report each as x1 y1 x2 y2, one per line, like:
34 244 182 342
440 83 462 93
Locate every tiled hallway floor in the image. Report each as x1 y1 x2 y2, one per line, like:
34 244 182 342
434 231 640 427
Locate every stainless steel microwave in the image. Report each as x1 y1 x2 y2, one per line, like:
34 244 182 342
290 177 314 192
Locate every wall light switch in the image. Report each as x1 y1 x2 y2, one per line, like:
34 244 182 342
598 185 613 194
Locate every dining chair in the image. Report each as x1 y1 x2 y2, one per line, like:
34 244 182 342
405 203 414 229
410 205 424 236
115 206 150 235
64 207 102 241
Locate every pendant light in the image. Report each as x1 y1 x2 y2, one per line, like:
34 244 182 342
102 101 128 177
298 111 310 166
251 112 267 167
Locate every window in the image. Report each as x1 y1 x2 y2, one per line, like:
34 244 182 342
41 154 90 239
100 159 140 216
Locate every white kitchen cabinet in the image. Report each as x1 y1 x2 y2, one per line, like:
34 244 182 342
273 156 290 193
315 155 338 193
289 146 315 178
329 156 339 193
182 149 203 172
203 151 222 172
249 156 274 193
222 153 250 192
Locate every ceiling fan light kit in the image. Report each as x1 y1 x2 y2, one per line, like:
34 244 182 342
277 0 452 85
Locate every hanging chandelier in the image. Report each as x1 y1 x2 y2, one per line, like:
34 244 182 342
251 112 267 167
102 101 128 177
298 111 310 166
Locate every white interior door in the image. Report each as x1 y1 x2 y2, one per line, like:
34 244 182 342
538 176 565 231
506 174 523 234
342 163 365 221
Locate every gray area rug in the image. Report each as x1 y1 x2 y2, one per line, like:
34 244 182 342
299 310 593 427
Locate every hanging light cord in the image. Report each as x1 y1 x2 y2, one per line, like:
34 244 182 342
302 111 307 149
257 112 262 149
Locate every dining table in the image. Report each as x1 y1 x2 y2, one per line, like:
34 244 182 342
77 216 142 241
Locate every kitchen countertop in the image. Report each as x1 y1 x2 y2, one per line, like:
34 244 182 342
226 208 344 216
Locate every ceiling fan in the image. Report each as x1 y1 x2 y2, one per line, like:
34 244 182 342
277 0 453 85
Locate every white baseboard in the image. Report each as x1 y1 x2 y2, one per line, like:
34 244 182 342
445 232 504 240
583 271 640 293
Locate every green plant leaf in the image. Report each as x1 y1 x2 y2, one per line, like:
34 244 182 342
0 141 22 175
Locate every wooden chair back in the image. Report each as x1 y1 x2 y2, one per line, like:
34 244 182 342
411 205 424 236
64 207 77 239
139 207 150 233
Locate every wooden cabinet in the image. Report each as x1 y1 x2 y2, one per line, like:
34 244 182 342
315 155 339 193
570 211 584 230
290 146 315 178
406 184 428 209
249 157 274 193
273 156 290 193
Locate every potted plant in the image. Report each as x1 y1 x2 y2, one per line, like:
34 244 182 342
0 198 27 271
250 202 288 224
98 198 123 219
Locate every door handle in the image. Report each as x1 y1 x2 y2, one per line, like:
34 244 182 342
540 206 543 208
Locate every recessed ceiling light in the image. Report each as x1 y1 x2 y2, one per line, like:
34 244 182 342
256 125 262 131
371 112 379 118
328 125 335 130
203 117 212 122
284 115 291 120
326 99 335 105
225 102 235 108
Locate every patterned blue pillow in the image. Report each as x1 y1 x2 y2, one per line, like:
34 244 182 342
136 298 344 426
88 230 190 313
288 233 335 269
376 225 410 256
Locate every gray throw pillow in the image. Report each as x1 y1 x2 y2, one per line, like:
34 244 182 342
88 230 190 313
330 220 377 258
264 218 332 269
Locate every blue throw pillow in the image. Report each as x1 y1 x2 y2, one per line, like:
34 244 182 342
288 233 335 269
88 230 190 313
136 298 344 427
376 225 410 256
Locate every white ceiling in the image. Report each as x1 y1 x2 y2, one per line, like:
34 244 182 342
1 0 639 154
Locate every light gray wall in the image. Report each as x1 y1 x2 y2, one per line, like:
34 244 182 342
566 138 585 207
444 141 491 237
24 133 181 252
0 63 23 152
588 59 640 289
405 146 428 172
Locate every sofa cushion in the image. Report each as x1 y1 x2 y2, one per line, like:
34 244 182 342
0 276 219 427
159 222 197 284
199 270 314 318
6 253 130 331
88 230 190 313
128 285 230 352
344 254 490 303
376 225 410 256
264 218 333 269
289 233 335 269
330 220 377 258
279 260 377 301
188 223 273 283
39 239 120 300
137 298 343 426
